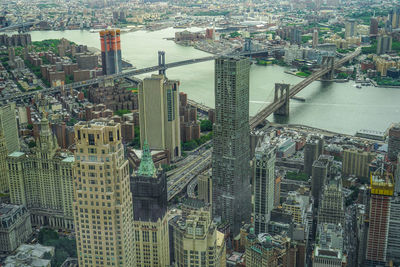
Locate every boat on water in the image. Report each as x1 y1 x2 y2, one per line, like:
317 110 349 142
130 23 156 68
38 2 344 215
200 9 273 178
356 84 362 89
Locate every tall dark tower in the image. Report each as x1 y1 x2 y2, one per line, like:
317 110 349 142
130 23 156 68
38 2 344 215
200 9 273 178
212 56 251 236
130 140 170 265
130 140 167 222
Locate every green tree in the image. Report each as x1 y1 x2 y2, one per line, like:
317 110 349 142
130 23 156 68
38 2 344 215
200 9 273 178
200 120 212 132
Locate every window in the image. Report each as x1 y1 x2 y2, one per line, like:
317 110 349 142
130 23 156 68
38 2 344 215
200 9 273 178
78 130 81 140
89 134 95 145
109 131 113 141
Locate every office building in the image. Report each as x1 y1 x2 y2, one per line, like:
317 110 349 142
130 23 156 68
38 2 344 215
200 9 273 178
377 35 393 55
139 74 181 161
274 176 281 207
4 244 54 267
198 171 212 204
0 203 32 253
100 29 122 75
366 171 394 265
130 141 170 266
342 148 375 180
388 123 400 161
282 191 308 225
396 153 400 194
212 56 251 236
73 120 135 267
345 19 357 38
245 230 294 267
387 196 400 264
311 156 328 207
312 29 318 48
303 135 323 177
7 117 74 229
313 223 346 267
370 18 379 36
0 102 20 153
0 133 8 192
290 27 302 45
389 7 400 30
172 206 226 267
317 179 345 226
253 138 276 235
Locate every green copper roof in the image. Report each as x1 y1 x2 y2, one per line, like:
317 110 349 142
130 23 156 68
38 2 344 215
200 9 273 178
137 140 156 177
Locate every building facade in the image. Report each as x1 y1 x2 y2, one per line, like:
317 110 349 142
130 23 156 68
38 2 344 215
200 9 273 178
388 123 400 161
317 180 345 226
303 135 323 177
0 102 20 153
387 196 400 264
366 171 394 265
0 203 32 253
172 207 225 267
0 133 8 192
313 223 346 267
130 141 170 266
100 29 122 75
73 120 135 267
212 57 251 236
7 118 74 230
342 149 375 180
139 74 181 161
253 138 276 235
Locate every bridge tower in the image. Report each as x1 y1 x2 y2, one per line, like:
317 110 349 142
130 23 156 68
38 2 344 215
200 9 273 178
244 38 252 52
158 51 166 75
274 83 290 116
321 56 335 80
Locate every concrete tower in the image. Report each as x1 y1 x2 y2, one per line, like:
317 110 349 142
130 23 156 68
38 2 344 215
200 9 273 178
73 120 135 266
253 137 276 235
130 140 170 266
212 56 251 236
139 74 181 161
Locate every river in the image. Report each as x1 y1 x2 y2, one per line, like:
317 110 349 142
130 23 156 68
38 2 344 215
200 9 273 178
27 28 400 135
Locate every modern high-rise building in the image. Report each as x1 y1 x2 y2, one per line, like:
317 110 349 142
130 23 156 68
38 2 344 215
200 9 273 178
172 206 226 267
0 102 20 153
370 18 379 36
312 29 318 48
388 123 400 161
376 35 393 55
389 7 400 30
313 223 346 267
253 138 276 235
100 29 122 75
317 179 345 226
345 19 357 38
303 135 323 177
342 148 375 180
198 170 212 204
311 157 328 207
7 117 74 229
366 171 394 266
130 141 170 266
387 196 400 264
139 74 181 161
0 133 8 192
212 56 251 236
73 120 135 267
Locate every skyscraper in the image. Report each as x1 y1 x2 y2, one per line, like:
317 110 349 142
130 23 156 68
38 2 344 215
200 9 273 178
387 196 400 264
345 19 357 38
0 133 8 192
376 35 393 55
139 74 181 161
311 157 328 207
73 120 135 267
317 179 345 226
253 138 276 235
303 135 323 177
370 18 379 36
312 29 318 48
0 102 20 153
172 206 226 267
388 123 400 161
366 171 394 266
212 56 251 236
7 117 74 229
130 141 170 266
100 29 122 75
